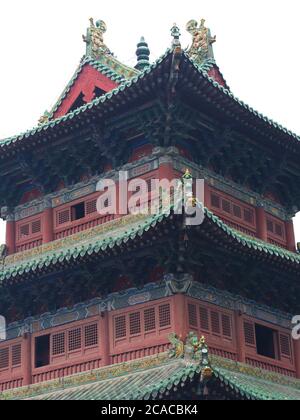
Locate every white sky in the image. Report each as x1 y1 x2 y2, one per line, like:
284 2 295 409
0 0 299 243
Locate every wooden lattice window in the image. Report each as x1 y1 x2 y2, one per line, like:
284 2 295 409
57 209 70 226
20 224 30 238
267 219 274 233
211 193 221 209
211 311 221 335
188 303 198 328
52 333 65 356
267 217 285 239
233 204 242 219
210 191 255 226
32 219 41 234
144 308 156 332
115 316 127 339
243 321 256 347
189 303 233 341
279 333 292 359
275 223 283 237
129 312 141 335
244 208 254 224
222 314 232 338
159 304 171 328
68 328 82 352
84 324 98 348
85 199 97 216
199 307 210 332
0 347 9 369
11 344 22 367
222 199 231 214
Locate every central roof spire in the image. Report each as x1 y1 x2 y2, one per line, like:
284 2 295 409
82 18 111 58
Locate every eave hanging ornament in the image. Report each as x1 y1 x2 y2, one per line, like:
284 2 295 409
83 18 111 58
186 19 216 64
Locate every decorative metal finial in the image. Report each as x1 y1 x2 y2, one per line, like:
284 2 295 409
186 18 216 63
171 23 181 47
135 37 150 71
83 18 111 58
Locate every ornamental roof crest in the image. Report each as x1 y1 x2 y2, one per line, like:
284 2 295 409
83 18 111 58
186 19 216 63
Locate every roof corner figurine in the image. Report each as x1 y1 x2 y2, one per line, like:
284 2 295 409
83 18 111 58
186 19 216 63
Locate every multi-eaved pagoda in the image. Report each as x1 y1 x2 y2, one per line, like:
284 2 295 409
0 18 300 401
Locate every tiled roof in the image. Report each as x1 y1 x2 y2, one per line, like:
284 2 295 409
1 206 299 284
1 352 300 400
0 48 299 150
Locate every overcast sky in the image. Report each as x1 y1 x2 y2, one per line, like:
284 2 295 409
0 0 299 243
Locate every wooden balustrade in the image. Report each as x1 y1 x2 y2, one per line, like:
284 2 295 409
245 357 296 377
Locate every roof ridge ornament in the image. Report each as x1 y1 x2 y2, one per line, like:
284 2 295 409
171 23 181 48
83 18 111 58
186 18 216 63
135 37 150 71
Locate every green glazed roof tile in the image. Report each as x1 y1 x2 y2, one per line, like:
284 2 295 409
0 206 299 284
1 352 300 401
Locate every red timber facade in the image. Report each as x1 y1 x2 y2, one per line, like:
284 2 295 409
0 19 300 400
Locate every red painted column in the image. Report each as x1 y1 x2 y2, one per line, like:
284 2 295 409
42 205 53 244
285 219 296 252
172 294 188 339
234 311 246 363
100 312 110 367
5 219 15 255
294 338 300 379
22 333 32 386
256 205 268 242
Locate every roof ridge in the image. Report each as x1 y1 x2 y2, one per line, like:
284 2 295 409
0 48 173 147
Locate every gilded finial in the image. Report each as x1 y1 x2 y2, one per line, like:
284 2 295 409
83 18 111 58
186 18 216 63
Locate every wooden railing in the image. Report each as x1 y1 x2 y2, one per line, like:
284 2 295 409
210 347 238 361
110 343 170 365
32 358 103 384
0 377 23 392
16 238 43 253
54 215 117 240
268 238 288 250
219 216 256 238
245 357 296 377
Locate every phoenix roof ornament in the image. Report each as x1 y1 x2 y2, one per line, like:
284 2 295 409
83 18 111 58
186 19 216 63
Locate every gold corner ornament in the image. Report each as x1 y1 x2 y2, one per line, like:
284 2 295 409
186 19 216 63
83 18 111 58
